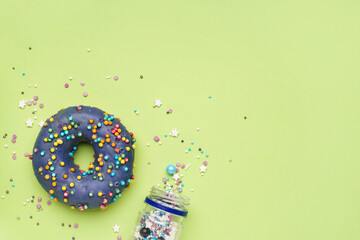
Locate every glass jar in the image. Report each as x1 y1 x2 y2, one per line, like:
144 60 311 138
130 186 190 240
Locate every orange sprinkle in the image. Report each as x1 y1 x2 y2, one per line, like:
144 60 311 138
63 174 68 179
89 119 94 124
92 134 97 139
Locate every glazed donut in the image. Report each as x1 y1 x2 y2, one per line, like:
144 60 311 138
32 106 136 210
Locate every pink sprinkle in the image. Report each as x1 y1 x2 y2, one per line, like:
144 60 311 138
34 148 38 153
117 236 122 240
27 101 32 106
47 201 51 205
77 106 82 111
162 177 166 182
24 152 29 157
181 164 185 169
167 109 173 113
203 161 208 166
153 136 160 142
80 82 85 86
11 139 16 143
33 101 37 105
114 76 119 80
175 168 179 173
12 134 17 139
176 163 180 167
33 96 38 100
65 83 69 88
83 92 88 97
38 197 42 202
29 155 33 160
74 224 79 228
39 103 44 108
36 204 41 209
12 155 16 160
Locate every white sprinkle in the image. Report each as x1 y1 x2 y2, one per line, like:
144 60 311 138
136 112 139 115
27 199 29 202
28 84 31 87
201 173 204 176
34 116 37 119
1 196 4 199
34 84 37 88
12 151 16 154
197 156 200 159
87 49 91 52
23 202 26 205
146 143 150 147
106 76 111 79
191 189 194 192
180 174 183 177
69 76 73 80
5 145 8 148
157 184 160 187
159 142 162 145
196 128 200 131
185 150 188 153
185 163 191 170
34 109 37 112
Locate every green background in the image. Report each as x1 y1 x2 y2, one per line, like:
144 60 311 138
1 0 360 239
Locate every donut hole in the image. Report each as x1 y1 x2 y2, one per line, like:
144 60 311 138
72 142 95 171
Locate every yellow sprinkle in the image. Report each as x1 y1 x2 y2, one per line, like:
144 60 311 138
44 138 48 142
63 126 67 131
60 162 65 166
51 155 56 160
53 142 58 147
98 192 102 197
120 160 125 164
132 144 136 149
57 139 63 144
133 163 136 168
95 167 100 171
126 147 130 151
61 186 67 191
48 161 52 165
97 173 102 177
50 118 54 122
54 134 59 138
50 148 55 152
69 183 75 188
77 176 81 180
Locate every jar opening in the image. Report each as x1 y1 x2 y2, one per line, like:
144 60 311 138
145 186 190 217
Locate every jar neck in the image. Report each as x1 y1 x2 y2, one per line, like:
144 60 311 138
146 186 190 217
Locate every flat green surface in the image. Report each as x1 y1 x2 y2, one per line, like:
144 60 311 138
1 0 360 239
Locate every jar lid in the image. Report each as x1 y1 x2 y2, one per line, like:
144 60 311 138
145 196 188 217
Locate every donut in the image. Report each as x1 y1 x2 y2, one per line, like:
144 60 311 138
32 106 136 210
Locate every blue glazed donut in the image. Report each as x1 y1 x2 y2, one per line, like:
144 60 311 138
32 106 136 210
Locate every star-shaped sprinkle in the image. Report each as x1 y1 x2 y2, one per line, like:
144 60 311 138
153 99 162 107
113 224 120 233
171 129 179 137
26 119 33 127
38 121 44 127
200 165 207 173
19 100 26 109
172 173 180 181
